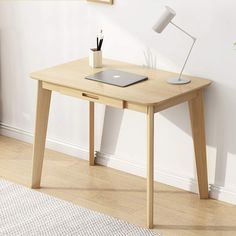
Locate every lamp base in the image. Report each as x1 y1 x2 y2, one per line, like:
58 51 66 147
167 77 191 85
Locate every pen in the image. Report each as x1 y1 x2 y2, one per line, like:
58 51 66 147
98 38 103 51
96 35 99 51
97 30 104 51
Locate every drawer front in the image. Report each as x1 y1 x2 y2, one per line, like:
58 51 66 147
42 82 124 109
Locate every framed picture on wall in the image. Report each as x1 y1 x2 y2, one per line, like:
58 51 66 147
87 0 113 4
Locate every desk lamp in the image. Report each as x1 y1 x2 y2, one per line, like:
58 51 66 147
153 6 196 84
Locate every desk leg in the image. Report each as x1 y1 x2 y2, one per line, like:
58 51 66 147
31 81 51 189
147 106 154 228
89 101 95 166
188 90 209 199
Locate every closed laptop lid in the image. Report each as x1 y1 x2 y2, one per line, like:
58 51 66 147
85 69 148 87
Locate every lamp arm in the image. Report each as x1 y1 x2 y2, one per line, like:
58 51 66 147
170 21 196 80
170 21 196 40
178 37 196 80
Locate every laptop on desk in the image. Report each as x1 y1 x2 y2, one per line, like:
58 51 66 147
85 69 148 87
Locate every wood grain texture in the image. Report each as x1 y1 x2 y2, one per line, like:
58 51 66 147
155 90 198 113
89 101 95 166
188 89 209 199
147 106 154 228
1 136 236 236
31 81 51 189
29 58 211 229
43 82 124 110
30 58 211 107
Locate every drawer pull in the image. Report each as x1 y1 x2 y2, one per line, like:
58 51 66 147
82 93 99 100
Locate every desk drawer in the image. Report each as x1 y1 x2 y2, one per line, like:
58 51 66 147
43 82 124 109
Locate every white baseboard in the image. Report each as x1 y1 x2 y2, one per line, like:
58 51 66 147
0 123 88 161
96 151 199 193
209 185 236 205
1 122 236 205
96 152 236 205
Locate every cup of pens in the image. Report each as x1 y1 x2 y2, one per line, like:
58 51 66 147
89 30 104 68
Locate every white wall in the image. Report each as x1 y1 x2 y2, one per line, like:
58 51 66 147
1 0 236 204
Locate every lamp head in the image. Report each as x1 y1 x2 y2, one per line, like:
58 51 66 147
153 6 176 33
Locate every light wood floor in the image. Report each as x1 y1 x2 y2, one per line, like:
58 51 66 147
0 135 236 236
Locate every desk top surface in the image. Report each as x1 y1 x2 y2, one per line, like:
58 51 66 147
30 58 211 106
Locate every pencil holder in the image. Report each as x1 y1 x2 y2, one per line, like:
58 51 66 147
89 49 102 68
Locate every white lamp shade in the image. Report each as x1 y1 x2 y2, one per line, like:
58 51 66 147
153 6 176 33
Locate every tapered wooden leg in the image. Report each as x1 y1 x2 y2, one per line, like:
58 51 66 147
31 81 51 189
89 101 95 166
188 90 209 199
147 106 154 228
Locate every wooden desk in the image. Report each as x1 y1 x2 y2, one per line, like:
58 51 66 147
30 58 211 228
